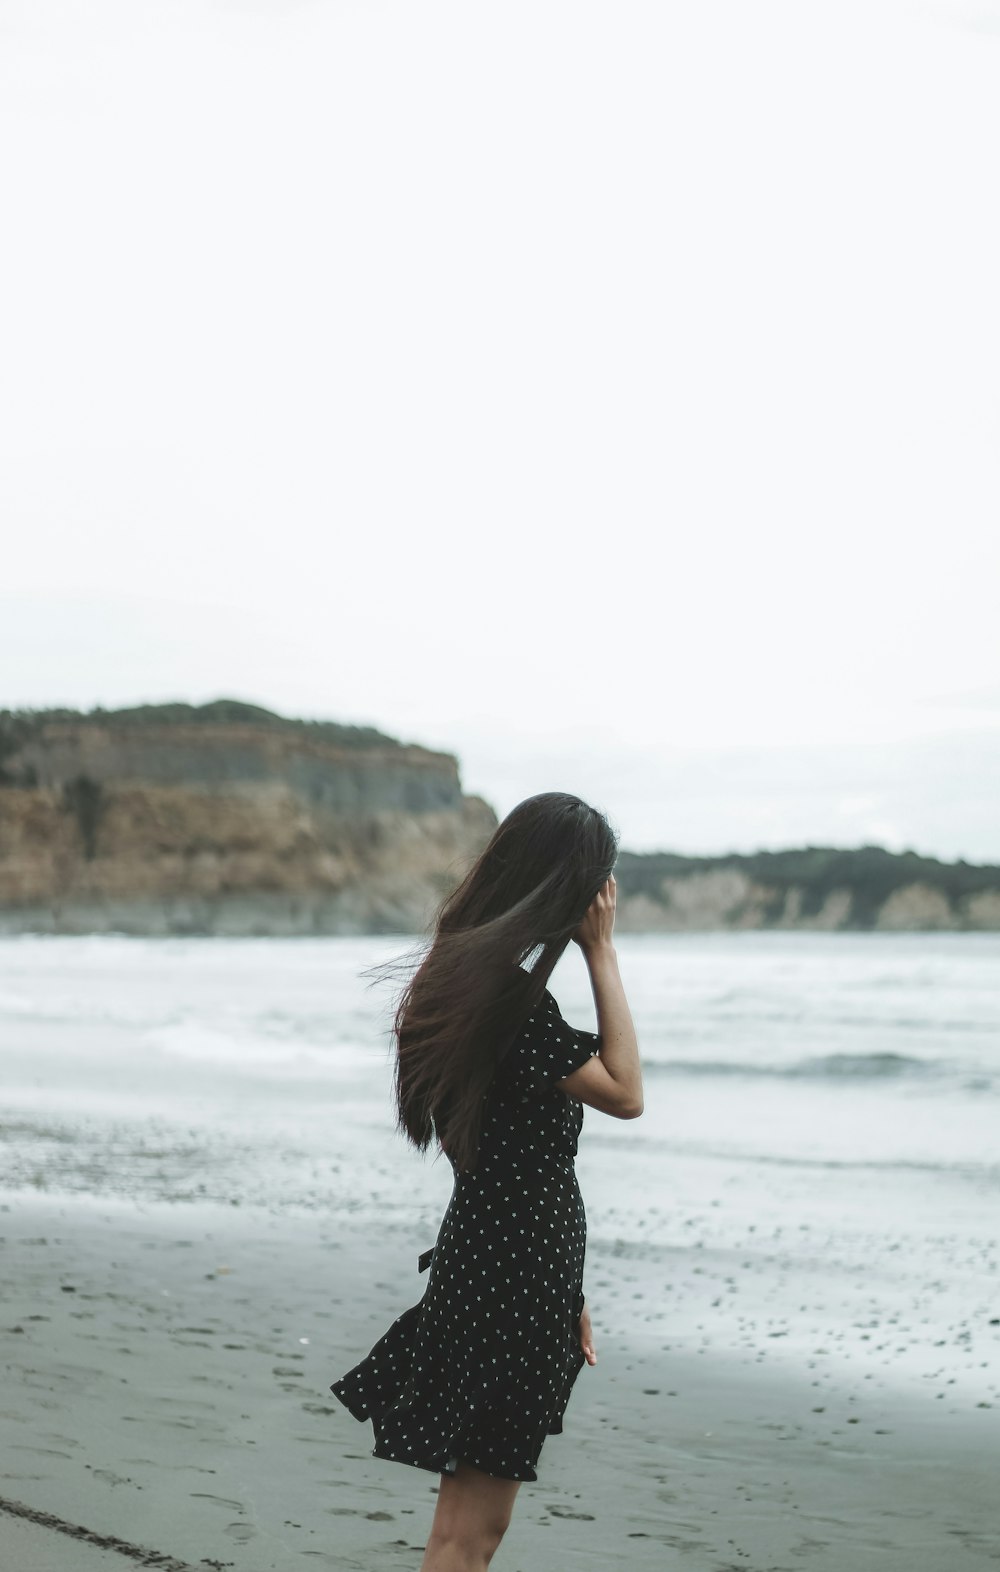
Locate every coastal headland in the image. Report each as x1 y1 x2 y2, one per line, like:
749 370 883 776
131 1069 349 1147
1 700 998 936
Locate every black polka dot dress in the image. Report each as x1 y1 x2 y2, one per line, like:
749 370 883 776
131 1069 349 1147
329 986 601 1482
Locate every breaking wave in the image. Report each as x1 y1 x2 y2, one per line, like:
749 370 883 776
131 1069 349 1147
643 1052 941 1081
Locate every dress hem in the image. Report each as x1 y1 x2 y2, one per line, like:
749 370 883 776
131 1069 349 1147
371 1440 539 1484
330 1382 545 1483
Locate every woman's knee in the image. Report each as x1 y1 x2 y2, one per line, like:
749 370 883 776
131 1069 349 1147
427 1494 513 1565
423 1460 519 1570
424 1516 508 1567
481 1504 513 1553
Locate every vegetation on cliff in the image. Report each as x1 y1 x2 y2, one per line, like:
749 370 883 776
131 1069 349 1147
0 699 403 788
615 844 1000 930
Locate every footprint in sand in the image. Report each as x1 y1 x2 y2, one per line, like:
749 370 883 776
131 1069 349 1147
10 1445 74 1460
224 1521 257 1541
92 1468 133 1487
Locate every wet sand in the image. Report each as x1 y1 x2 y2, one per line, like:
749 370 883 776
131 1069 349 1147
1 1188 997 1572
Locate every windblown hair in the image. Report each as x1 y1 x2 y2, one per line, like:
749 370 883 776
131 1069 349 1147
385 792 618 1175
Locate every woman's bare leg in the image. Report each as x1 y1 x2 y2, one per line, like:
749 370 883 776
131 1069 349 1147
419 1460 522 1572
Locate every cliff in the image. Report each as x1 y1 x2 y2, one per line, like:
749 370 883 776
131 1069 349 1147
612 845 1000 933
1 703 997 934
0 701 497 935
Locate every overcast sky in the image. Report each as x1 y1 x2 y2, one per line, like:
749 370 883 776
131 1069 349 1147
2 0 998 861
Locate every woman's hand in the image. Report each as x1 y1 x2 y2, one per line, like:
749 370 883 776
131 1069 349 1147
572 874 616 954
579 1298 597 1366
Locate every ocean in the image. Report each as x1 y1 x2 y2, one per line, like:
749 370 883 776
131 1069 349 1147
2 931 997 1394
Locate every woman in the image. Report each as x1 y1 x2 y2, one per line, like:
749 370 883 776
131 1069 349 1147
330 792 643 1570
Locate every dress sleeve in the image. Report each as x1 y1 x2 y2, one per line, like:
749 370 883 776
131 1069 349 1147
513 987 601 1100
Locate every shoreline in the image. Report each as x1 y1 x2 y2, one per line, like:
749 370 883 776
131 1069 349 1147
1 1189 997 1571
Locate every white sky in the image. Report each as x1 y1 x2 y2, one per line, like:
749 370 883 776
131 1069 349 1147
2 0 999 861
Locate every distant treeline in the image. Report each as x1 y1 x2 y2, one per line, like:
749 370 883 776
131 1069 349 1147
615 845 1000 929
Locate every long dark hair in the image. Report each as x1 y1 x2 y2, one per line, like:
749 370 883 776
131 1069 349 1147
385 792 618 1175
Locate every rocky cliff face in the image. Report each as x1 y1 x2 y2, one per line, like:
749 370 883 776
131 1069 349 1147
2 704 997 935
0 704 497 936
612 847 1000 933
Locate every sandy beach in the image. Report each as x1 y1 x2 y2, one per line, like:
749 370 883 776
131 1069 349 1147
2 932 998 1570
1 1184 997 1572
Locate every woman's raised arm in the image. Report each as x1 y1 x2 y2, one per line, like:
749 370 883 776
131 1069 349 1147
556 876 643 1119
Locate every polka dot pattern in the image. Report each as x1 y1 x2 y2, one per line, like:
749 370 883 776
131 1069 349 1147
329 987 601 1482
